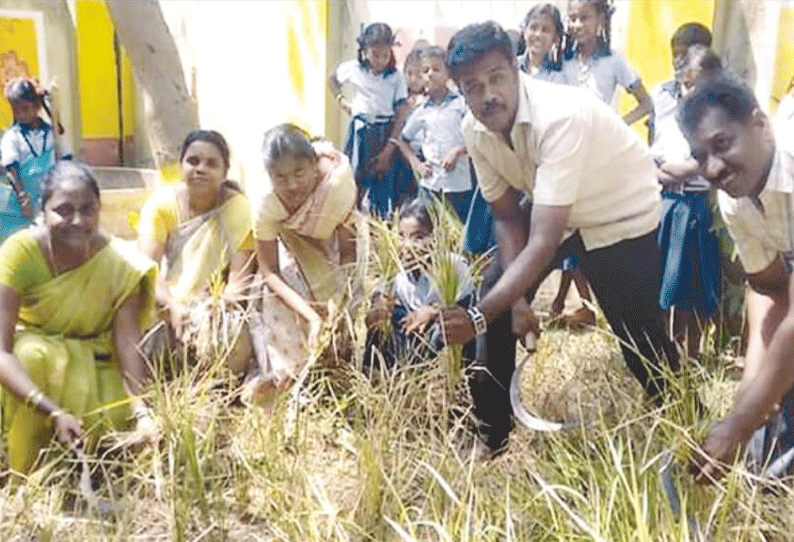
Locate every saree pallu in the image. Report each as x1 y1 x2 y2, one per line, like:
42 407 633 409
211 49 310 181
162 191 252 304
657 191 720 315
2 238 156 474
345 114 412 218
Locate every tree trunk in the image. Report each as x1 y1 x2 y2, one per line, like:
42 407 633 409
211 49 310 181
105 0 197 173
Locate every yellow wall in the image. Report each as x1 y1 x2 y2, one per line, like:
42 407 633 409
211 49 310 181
75 0 134 138
0 15 40 127
772 6 794 113
622 0 715 138
286 0 328 136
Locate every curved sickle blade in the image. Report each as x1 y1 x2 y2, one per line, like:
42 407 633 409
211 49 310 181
509 333 565 432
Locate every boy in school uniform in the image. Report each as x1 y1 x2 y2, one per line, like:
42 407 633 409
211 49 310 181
397 46 474 222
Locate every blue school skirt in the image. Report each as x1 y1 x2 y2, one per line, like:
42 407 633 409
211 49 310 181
463 186 496 255
657 191 720 315
345 115 415 218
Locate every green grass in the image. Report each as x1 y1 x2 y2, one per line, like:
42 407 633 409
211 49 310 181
2 208 794 541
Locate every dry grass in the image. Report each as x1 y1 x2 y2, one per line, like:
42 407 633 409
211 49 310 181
2 207 794 541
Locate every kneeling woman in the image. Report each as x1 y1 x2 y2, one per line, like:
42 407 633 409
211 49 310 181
252 124 358 381
0 161 156 475
138 130 258 376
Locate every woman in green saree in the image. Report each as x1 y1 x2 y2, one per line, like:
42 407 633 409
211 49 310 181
0 161 157 475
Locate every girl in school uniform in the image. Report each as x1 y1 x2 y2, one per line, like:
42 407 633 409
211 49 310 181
329 22 410 218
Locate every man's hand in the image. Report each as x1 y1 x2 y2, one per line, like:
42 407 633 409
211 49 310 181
511 297 540 337
689 415 749 484
372 145 395 175
439 306 475 345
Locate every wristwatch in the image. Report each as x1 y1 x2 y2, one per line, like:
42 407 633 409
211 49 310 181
466 306 487 336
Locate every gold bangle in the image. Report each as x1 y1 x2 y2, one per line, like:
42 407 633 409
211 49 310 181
25 389 44 409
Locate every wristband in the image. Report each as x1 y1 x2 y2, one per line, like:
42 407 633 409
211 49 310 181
466 306 487 336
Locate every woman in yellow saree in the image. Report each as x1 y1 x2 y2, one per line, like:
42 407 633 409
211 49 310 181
0 161 157 475
138 130 258 378
252 124 358 386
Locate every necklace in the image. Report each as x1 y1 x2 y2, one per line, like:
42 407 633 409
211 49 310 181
46 234 92 276
46 234 61 276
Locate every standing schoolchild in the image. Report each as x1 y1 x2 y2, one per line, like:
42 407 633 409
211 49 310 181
0 78 71 241
549 0 653 326
518 3 567 84
329 23 409 218
563 0 652 124
652 24 721 356
397 46 473 222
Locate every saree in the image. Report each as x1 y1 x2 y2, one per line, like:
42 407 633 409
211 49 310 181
162 189 252 304
272 149 358 303
1 234 156 474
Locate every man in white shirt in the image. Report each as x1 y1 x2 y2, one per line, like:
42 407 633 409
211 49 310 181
433 21 680 453
680 76 794 482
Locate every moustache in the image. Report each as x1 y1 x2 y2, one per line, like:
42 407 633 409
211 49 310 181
483 101 506 115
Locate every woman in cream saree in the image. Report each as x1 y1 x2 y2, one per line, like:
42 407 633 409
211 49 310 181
0 162 156 475
252 125 359 388
138 130 260 380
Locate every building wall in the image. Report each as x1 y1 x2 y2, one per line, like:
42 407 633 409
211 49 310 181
0 0 79 156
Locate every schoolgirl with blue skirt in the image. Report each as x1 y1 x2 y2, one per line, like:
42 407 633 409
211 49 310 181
652 25 721 355
0 78 71 242
329 23 410 219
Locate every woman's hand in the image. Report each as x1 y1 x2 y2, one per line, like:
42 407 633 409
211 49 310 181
53 412 85 449
168 301 190 341
17 191 32 218
132 408 160 444
402 305 439 335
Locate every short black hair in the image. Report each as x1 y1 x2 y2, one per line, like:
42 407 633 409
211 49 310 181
180 130 231 170
671 22 712 48
678 75 758 138
261 123 317 170
686 45 722 76
446 21 514 82
4 77 42 105
419 45 446 64
41 161 101 209
399 197 433 234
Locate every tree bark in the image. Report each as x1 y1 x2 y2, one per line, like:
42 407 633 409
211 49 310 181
105 0 197 172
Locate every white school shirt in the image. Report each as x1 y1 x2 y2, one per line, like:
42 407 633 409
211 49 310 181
401 92 472 193
561 51 640 106
334 60 408 119
462 72 659 251
392 254 474 311
649 80 709 191
718 146 794 275
0 121 66 170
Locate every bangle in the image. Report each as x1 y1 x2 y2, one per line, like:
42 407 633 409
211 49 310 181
335 93 344 102
466 306 488 336
132 404 152 421
25 388 44 409
48 409 64 421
